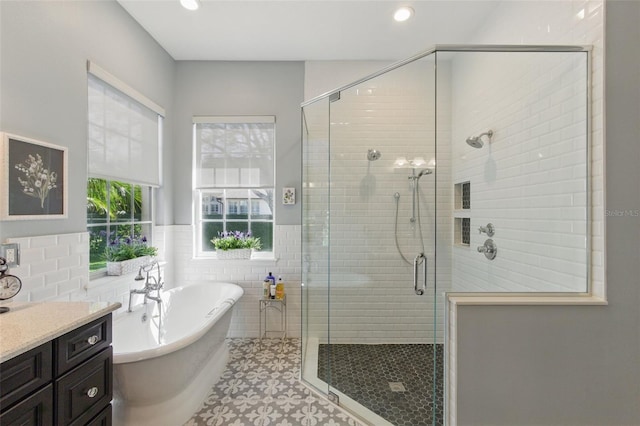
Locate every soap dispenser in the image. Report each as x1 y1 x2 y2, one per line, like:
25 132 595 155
266 272 276 299
275 276 285 300
263 279 270 299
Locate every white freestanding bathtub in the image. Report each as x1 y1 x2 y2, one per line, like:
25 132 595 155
111 282 243 426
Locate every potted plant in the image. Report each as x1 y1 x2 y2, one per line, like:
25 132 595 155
105 236 158 275
211 231 261 260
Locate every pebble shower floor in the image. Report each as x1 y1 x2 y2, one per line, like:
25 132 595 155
185 338 364 426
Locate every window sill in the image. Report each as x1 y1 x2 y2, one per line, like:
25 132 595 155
88 260 167 288
193 256 279 263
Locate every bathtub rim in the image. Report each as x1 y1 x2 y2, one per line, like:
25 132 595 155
112 281 243 364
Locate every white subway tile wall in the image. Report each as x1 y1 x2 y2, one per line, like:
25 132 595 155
1 226 300 338
4 233 90 303
172 224 302 338
452 0 605 297
1 230 172 312
303 58 452 345
450 51 590 293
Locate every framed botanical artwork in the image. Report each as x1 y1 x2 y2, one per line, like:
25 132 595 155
283 187 295 205
1 132 68 220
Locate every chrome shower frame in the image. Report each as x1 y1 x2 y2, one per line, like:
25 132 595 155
302 42 592 295
300 44 593 426
303 45 590 107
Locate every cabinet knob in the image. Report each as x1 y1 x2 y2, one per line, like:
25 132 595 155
87 387 99 398
87 335 99 345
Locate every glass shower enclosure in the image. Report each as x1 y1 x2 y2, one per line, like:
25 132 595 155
301 46 590 426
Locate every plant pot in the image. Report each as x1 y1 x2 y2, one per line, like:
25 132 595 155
216 248 252 260
106 255 153 276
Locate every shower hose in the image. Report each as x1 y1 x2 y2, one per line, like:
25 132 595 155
394 178 426 265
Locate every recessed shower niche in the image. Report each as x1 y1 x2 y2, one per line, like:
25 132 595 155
454 181 471 246
455 217 471 246
455 181 471 210
302 45 591 426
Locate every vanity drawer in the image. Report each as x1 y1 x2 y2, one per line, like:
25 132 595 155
56 346 112 426
0 383 53 426
85 404 112 426
55 314 111 376
0 341 52 412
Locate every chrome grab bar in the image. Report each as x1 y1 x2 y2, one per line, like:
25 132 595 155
413 253 426 295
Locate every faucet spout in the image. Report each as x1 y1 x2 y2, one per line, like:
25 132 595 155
128 288 147 312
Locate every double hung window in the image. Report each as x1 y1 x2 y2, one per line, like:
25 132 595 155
86 63 163 272
193 116 275 257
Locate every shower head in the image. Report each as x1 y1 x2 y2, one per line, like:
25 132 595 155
466 136 484 149
417 168 433 178
367 149 382 161
466 130 494 149
408 168 433 181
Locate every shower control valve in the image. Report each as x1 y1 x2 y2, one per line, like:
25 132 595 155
477 239 497 260
478 223 495 237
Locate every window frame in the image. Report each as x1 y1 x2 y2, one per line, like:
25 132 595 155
87 179 155 278
192 117 276 259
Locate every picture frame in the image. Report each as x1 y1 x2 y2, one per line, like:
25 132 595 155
1 132 68 220
283 187 295 205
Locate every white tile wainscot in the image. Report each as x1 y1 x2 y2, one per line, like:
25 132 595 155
171 224 302 338
1 229 171 315
3 233 90 304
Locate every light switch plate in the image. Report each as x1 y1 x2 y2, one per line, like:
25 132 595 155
0 243 20 267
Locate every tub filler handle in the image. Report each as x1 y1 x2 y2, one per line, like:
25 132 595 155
413 253 426 296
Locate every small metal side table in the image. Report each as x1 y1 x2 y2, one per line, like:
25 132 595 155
259 295 287 344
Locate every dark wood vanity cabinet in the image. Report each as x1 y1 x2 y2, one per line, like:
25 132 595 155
0 314 113 426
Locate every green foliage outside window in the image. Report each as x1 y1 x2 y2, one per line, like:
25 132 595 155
87 178 151 271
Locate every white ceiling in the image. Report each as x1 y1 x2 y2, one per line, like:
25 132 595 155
116 0 501 61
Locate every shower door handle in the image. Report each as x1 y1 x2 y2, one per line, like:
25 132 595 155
414 253 426 295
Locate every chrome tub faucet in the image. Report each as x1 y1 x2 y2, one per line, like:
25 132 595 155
128 260 164 312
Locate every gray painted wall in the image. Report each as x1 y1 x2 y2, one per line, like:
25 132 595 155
0 3 305 239
172 61 304 225
456 1 640 424
0 0 175 242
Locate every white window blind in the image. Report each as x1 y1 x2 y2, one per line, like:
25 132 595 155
87 69 162 187
194 116 275 189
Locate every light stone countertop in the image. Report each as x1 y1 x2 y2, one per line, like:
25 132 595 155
0 301 121 363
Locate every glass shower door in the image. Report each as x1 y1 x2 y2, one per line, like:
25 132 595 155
302 45 591 426
301 96 331 396
324 54 442 426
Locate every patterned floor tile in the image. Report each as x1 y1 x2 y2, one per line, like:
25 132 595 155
186 338 364 426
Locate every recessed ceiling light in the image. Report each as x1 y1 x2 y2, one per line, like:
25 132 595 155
180 0 200 11
394 6 414 22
